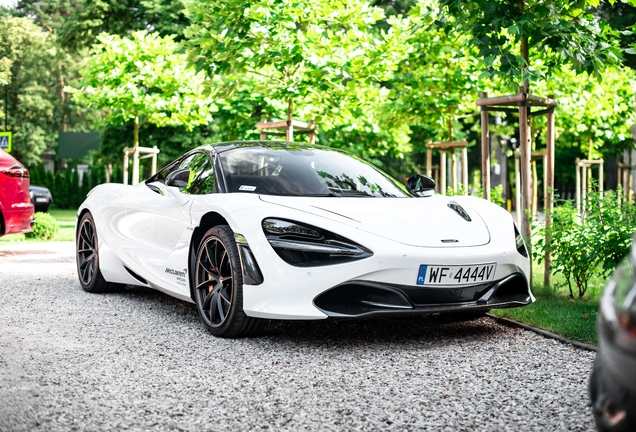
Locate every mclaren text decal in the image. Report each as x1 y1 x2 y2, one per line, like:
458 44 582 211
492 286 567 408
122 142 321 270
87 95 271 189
166 267 187 286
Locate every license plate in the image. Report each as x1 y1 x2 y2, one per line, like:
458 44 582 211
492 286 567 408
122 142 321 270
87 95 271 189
416 263 496 286
35 197 48 203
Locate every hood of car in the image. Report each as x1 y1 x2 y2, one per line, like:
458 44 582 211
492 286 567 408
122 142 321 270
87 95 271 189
259 195 490 247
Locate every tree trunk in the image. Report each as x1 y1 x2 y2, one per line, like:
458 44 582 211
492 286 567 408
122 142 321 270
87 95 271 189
286 98 294 142
132 116 140 185
531 118 537 216
59 64 67 132
519 0 529 90
134 116 139 148
588 134 593 192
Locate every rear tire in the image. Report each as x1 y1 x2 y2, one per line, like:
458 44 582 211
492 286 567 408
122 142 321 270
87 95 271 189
194 225 264 338
76 212 125 293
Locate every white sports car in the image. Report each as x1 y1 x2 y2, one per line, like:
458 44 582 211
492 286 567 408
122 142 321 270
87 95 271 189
76 141 533 337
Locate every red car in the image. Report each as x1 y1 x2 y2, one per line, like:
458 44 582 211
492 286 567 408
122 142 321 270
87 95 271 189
0 149 34 236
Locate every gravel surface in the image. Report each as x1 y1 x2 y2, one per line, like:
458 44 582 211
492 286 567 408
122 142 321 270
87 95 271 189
0 241 596 431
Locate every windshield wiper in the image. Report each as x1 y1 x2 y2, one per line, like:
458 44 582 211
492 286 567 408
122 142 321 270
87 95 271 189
328 187 375 197
304 191 340 197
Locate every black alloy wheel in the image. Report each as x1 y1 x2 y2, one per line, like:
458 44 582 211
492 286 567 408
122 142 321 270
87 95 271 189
76 212 124 293
194 225 264 337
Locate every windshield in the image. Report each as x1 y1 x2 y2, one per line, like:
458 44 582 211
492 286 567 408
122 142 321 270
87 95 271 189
219 146 412 198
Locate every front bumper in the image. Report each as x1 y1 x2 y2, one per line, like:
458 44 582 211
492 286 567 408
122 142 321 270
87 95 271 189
242 240 531 320
313 273 530 318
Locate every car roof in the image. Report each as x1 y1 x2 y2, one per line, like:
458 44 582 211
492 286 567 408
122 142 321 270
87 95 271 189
199 140 332 155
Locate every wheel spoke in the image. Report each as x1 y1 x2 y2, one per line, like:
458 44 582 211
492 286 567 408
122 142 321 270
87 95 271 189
81 262 90 282
216 242 228 274
86 262 94 282
79 253 95 270
205 241 218 270
209 291 220 322
77 248 92 254
80 224 93 248
196 278 215 292
219 286 232 306
216 293 225 321
198 259 216 277
219 250 228 273
202 288 215 309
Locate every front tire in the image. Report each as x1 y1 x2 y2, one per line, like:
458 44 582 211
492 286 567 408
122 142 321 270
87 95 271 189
194 225 264 338
76 212 125 293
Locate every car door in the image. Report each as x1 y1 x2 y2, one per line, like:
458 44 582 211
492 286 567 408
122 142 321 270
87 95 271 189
121 152 212 299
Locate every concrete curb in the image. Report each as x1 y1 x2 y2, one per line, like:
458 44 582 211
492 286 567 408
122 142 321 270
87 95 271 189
486 313 597 352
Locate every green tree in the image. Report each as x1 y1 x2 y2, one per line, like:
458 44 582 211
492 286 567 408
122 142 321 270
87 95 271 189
2 2 104 167
16 0 190 49
69 30 214 183
599 1 636 69
183 0 410 125
0 16 56 165
437 0 626 86
525 65 636 190
385 0 482 142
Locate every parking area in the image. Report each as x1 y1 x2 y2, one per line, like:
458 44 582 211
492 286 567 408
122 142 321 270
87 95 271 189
0 242 595 431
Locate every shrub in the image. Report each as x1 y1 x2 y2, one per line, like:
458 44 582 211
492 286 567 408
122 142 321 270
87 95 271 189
25 212 59 240
535 187 636 299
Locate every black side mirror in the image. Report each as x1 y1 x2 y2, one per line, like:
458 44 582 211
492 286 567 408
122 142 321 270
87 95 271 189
407 174 436 196
166 168 191 190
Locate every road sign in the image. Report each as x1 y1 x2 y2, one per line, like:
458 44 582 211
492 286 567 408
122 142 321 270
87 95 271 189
0 132 11 152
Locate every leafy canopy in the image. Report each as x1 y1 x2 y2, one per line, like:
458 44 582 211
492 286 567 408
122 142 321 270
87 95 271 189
69 30 214 140
183 0 410 121
384 0 481 142
0 16 57 165
16 0 190 49
438 0 627 82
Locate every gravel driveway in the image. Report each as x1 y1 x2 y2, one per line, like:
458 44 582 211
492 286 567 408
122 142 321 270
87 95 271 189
0 241 596 431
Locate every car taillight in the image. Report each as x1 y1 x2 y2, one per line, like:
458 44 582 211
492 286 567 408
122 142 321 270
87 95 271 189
1 168 29 178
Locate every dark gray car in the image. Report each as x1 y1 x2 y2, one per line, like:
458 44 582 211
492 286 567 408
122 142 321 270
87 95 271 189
590 240 636 432
29 185 53 212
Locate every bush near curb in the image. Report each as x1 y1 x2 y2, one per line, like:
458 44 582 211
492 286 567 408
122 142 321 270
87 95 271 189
535 187 636 299
26 212 59 240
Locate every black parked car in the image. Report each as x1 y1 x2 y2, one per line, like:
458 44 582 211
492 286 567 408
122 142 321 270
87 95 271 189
29 185 53 212
590 242 636 432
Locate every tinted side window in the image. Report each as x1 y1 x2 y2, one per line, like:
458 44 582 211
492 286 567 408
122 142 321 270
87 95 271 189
149 154 196 185
183 153 216 195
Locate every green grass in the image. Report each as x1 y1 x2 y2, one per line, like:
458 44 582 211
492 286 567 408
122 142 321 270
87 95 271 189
491 262 604 345
0 208 77 243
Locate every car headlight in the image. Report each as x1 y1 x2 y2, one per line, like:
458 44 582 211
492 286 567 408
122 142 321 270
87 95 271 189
262 219 321 239
262 218 372 267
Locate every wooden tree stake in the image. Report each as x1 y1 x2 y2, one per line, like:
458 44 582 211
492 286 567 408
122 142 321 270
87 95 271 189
544 103 555 288
480 92 490 201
